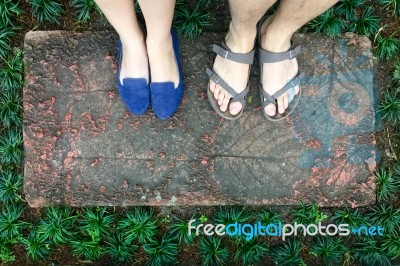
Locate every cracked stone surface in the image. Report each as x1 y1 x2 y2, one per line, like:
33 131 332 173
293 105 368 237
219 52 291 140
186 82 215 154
23 31 380 207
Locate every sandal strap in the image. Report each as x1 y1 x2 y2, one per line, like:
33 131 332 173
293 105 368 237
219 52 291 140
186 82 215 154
206 68 249 105
260 72 304 107
260 89 276 107
212 43 255 64
231 85 249 105
258 43 301 63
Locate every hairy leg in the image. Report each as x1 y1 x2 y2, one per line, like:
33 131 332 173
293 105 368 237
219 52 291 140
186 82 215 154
260 0 339 116
210 0 276 115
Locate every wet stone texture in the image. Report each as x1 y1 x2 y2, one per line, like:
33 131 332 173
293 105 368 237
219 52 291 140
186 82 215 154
23 31 380 207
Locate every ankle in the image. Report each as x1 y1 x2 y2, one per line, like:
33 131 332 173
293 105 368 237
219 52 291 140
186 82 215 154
120 31 145 49
225 22 257 53
147 37 173 61
262 22 294 52
146 33 172 50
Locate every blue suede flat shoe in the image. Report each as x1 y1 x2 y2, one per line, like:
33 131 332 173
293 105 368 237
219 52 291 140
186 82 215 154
117 40 150 116
150 29 184 120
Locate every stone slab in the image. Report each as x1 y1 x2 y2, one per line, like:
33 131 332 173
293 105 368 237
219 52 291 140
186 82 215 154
23 31 380 207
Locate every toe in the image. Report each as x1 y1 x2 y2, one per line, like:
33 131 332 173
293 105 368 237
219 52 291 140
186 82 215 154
283 93 289 109
214 85 220 100
295 85 300 95
209 80 216 93
265 103 276 116
287 87 295 103
217 91 225 106
277 96 285 114
220 94 230 112
229 102 243 115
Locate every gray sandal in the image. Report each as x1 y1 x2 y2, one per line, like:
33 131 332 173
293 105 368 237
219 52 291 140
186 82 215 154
258 43 304 121
257 17 303 121
206 42 255 120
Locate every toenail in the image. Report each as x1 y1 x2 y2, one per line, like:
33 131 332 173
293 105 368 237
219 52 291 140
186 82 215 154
266 108 275 116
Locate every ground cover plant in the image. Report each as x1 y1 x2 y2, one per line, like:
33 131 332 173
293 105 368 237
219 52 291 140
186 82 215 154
0 0 399 265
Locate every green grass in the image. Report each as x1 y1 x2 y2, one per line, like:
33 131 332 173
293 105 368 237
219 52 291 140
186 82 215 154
0 170 23 204
0 25 17 59
0 127 23 166
72 0 97 23
271 239 304 266
71 238 103 261
366 204 400 232
117 207 158 244
0 243 15 263
375 32 400 61
37 207 77 245
78 207 115 241
381 230 400 259
0 49 23 92
379 0 400 17
0 88 22 128
199 237 229 266
309 9 346 38
0 1 398 265
142 235 178 266
334 0 366 21
331 207 367 228
394 61 400 84
375 167 400 202
354 237 392 266
291 203 328 225
213 207 252 236
213 207 252 225
310 236 348 265
379 88 400 123
20 228 51 261
197 0 215 8
174 0 212 41
133 1 142 14
29 0 62 24
348 7 381 37
233 236 269 265
0 204 26 242
169 216 197 244
255 209 282 225
104 232 138 263
0 0 23 27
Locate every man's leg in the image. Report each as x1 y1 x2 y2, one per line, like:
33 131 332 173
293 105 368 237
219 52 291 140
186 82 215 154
94 0 149 84
210 0 277 115
260 0 339 116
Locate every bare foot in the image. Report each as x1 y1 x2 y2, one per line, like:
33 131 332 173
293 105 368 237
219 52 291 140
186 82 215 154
147 34 179 88
260 18 300 116
209 30 255 115
120 31 149 85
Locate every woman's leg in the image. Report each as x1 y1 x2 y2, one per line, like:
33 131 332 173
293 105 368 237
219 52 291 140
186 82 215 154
210 0 276 115
94 0 149 84
137 0 179 87
260 0 339 116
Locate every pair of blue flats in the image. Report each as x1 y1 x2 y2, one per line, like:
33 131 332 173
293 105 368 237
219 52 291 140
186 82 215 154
116 30 183 120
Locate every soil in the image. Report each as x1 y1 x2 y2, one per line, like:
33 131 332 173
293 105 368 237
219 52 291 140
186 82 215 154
1 0 399 265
